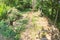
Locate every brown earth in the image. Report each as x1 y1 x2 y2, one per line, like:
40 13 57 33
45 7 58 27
20 11 60 40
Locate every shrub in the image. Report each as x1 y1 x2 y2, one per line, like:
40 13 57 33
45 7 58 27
0 19 28 40
0 3 10 20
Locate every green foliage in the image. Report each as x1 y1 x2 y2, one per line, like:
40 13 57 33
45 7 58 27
2 0 32 10
40 0 60 29
0 3 10 20
7 8 23 22
39 0 60 20
0 3 7 20
20 18 28 24
0 20 27 40
0 20 16 38
2 0 41 11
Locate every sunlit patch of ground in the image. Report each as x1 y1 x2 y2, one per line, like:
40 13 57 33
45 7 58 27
20 11 60 40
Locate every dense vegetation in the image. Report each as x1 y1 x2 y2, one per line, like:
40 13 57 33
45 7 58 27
0 0 60 40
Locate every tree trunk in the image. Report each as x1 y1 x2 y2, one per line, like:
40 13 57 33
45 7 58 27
32 0 36 11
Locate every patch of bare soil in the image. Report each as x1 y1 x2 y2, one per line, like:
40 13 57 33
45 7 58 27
20 11 60 40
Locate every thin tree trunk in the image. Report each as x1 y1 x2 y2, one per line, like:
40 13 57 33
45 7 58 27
32 0 36 11
54 0 59 26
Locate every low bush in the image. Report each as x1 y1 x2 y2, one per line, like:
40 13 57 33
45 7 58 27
0 3 10 20
0 20 27 40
